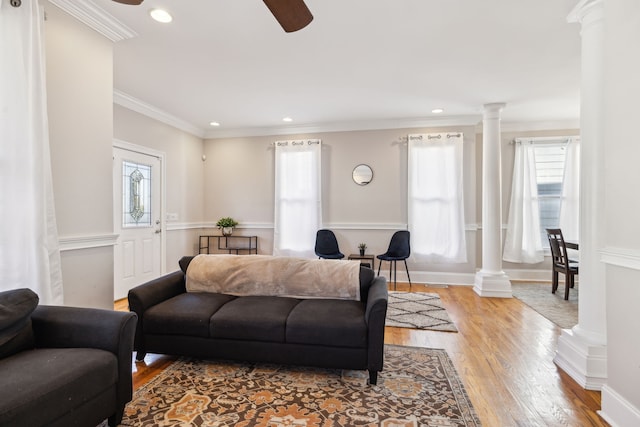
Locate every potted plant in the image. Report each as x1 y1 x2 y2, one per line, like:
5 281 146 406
216 217 239 236
358 243 367 256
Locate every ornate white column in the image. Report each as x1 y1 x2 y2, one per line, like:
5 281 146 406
474 103 512 298
554 0 607 390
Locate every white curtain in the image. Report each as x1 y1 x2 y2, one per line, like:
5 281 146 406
558 138 580 242
0 0 63 303
408 133 467 263
503 141 544 263
273 140 322 258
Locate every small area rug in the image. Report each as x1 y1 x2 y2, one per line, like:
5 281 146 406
386 291 458 332
120 345 480 426
511 282 578 329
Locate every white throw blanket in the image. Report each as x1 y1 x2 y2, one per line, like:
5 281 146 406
186 255 362 301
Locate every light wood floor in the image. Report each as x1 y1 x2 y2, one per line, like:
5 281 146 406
116 283 608 427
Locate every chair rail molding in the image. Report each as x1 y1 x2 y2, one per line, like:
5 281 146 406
59 234 118 251
600 247 640 271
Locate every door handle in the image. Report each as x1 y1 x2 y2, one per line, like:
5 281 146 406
155 228 162 234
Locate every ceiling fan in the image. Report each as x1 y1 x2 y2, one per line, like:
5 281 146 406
112 0 314 33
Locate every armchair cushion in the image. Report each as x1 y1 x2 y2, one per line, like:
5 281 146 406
0 348 117 426
0 288 38 359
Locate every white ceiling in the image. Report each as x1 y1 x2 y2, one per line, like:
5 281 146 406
87 0 582 138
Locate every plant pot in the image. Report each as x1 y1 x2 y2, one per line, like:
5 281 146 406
359 249 365 256
222 227 233 236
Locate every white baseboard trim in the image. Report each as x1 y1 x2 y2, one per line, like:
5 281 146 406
379 270 475 286
59 234 118 251
554 329 607 391
504 268 552 282
599 385 640 427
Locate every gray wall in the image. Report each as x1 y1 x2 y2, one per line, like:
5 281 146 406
202 125 576 284
601 0 640 421
44 2 114 309
43 0 579 307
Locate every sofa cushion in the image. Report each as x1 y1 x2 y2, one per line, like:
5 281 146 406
0 347 117 426
286 299 367 348
0 288 38 359
145 292 236 337
210 296 301 342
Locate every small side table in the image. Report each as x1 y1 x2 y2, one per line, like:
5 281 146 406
348 253 375 270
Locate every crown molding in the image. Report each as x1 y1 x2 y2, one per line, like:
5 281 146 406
112 90 580 141
499 119 580 133
203 116 483 139
48 0 137 42
114 90 206 138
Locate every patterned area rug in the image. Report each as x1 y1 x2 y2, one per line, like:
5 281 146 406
386 291 458 332
120 345 480 426
511 282 578 329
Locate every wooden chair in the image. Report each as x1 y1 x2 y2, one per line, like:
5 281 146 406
546 228 578 300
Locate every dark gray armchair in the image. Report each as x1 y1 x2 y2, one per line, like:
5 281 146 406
0 288 137 427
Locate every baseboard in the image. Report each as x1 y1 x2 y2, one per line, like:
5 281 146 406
554 329 607 391
379 270 475 286
504 268 553 282
376 269 550 287
599 385 640 427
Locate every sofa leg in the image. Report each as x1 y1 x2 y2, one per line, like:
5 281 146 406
108 408 124 427
135 350 146 361
369 370 378 385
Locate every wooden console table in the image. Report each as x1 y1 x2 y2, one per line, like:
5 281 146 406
199 235 258 255
348 253 376 269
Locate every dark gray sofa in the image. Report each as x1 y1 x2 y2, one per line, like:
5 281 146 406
0 288 137 427
128 256 388 384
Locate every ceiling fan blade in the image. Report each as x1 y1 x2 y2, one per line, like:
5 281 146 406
112 0 144 5
263 0 313 33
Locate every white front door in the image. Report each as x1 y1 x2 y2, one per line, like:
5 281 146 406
113 146 162 300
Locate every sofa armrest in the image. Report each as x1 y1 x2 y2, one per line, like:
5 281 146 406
127 270 186 358
364 276 388 372
127 270 186 314
31 306 137 403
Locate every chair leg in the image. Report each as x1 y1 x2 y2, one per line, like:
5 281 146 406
391 260 396 291
551 271 559 294
564 273 571 300
403 259 411 291
377 260 382 277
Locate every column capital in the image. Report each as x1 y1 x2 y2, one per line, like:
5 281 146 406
567 0 604 26
483 103 506 119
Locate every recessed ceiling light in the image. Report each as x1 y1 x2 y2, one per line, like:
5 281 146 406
209 121 220 127
282 117 293 122
150 9 172 23
431 108 444 114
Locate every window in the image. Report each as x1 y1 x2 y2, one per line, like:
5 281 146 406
503 136 580 263
122 160 152 228
534 144 566 247
408 133 467 263
273 139 322 257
